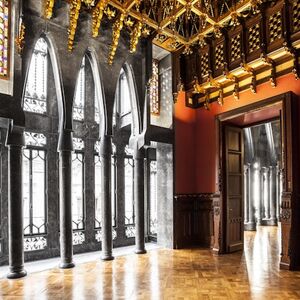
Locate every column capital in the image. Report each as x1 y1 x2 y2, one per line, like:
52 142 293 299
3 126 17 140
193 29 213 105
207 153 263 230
133 147 145 160
58 129 73 152
5 125 25 147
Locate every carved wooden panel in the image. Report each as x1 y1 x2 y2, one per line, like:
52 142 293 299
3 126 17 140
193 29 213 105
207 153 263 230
174 194 213 249
266 1 284 53
228 26 243 70
213 38 226 77
245 14 262 63
198 44 211 83
290 0 300 42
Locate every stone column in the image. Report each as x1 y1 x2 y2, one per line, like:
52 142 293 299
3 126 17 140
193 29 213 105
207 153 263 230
6 127 27 279
58 130 75 269
134 147 146 254
264 168 270 220
257 167 263 225
244 165 249 224
269 166 277 225
100 136 114 260
246 164 256 231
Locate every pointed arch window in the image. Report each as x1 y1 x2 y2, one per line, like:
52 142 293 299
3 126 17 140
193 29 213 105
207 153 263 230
0 0 10 78
24 38 48 114
118 69 131 116
73 58 85 121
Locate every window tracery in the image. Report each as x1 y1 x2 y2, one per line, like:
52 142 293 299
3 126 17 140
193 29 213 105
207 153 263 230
73 58 85 121
24 38 48 114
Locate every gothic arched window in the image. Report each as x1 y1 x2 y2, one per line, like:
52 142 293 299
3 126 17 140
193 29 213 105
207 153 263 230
24 38 48 114
118 68 131 116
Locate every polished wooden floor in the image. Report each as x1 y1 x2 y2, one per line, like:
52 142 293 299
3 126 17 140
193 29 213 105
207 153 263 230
1 226 300 299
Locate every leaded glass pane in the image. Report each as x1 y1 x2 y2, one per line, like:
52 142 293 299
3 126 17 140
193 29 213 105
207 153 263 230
23 149 30 236
73 58 85 121
23 134 47 252
24 38 48 114
0 0 9 78
124 155 134 225
32 150 46 235
72 152 84 230
150 160 158 235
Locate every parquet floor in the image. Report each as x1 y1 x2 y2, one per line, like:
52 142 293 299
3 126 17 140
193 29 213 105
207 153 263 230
1 226 300 299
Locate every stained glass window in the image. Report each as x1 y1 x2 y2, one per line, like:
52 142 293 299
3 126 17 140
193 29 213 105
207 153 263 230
23 132 47 252
72 138 85 237
149 160 158 235
73 58 85 121
124 145 134 238
24 38 48 114
150 60 159 115
0 0 9 78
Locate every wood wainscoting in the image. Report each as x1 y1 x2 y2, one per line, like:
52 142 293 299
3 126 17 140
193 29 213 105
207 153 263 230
174 194 213 249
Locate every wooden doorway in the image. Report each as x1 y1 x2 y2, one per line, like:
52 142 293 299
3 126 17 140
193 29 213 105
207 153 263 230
212 92 300 270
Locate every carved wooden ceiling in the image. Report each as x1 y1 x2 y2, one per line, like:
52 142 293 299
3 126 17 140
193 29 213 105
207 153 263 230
45 0 262 63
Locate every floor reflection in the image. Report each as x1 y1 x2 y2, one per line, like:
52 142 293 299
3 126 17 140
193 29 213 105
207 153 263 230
1 226 300 299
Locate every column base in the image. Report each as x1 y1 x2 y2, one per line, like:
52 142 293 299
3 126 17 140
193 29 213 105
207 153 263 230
7 269 27 279
101 255 114 261
59 262 75 269
244 222 257 231
135 249 147 255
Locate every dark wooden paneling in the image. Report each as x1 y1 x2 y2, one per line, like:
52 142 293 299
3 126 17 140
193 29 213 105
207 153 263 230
174 194 213 249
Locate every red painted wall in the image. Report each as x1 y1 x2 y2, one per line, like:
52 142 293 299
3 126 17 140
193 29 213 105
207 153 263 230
174 74 300 194
174 92 197 194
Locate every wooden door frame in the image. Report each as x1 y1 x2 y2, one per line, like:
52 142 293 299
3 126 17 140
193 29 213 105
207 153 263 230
211 91 299 270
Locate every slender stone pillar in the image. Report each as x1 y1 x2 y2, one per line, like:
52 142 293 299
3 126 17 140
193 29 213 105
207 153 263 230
134 147 146 254
269 166 277 225
58 130 75 269
6 127 27 279
264 168 270 220
257 167 263 225
100 136 114 261
244 165 249 224
246 164 256 231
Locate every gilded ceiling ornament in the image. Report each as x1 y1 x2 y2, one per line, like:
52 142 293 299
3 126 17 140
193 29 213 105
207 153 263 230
130 21 143 53
45 0 55 19
15 18 25 55
108 13 126 65
92 0 109 38
68 0 82 51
